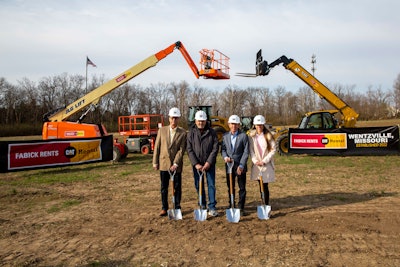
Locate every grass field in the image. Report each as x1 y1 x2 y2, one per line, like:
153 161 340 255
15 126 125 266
1 150 399 266
0 119 399 266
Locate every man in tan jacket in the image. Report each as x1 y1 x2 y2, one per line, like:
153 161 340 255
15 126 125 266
153 107 187 216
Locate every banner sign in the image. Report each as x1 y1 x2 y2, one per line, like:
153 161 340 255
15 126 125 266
0 135 113 172
290 133 347 149
288 126 399 155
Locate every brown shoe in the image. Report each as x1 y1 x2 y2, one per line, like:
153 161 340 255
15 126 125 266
159 210 167 216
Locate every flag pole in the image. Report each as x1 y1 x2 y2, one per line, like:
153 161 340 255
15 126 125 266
85 56 88 94
85 56 97 94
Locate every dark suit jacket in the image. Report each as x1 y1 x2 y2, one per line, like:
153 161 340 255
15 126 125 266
221 130 249 170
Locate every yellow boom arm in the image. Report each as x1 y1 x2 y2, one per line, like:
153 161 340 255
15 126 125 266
257 53 359 128
285 59 359 127
44 41 200 122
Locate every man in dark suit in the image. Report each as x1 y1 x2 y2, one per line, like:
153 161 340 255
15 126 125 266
153 107 187 216
221 115 249 215
187 110 220 217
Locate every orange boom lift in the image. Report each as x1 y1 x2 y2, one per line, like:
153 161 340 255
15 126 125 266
42 41 230 161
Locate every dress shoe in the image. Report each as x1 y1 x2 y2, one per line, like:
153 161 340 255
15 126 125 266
159 210 167 216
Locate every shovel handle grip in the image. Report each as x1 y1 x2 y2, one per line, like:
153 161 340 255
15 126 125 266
259 174 266 205
197 170 205 207
258 174 264 192
227 161 234 174
168 170 176 180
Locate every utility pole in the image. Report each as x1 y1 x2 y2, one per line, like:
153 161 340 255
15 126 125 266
311 54 317 109
311 54 316 76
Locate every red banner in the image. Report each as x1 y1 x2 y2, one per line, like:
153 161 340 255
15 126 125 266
0 136 113 172
290 133 347 149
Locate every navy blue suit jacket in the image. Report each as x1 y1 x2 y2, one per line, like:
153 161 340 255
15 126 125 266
221 130 249 170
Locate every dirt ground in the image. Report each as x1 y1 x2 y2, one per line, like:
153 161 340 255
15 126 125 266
0 153 399 267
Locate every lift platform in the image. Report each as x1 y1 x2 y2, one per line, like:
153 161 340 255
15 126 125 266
199 49 230 79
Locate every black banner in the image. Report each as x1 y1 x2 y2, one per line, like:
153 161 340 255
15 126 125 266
0 135 113 173
288 126 400 155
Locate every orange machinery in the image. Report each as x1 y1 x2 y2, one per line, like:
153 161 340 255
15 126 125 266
42 41 230 161
118 114 164 155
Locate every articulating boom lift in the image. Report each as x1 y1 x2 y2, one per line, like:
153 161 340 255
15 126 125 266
42 41 230 161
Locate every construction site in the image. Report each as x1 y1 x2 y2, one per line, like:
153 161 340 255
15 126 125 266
0 41 399 266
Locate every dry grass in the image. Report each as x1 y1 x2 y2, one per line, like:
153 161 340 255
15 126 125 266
1 152 399 266
0 119 399 266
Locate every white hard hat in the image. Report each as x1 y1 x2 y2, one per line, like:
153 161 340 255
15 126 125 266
168 107 181 117
195 110 207 120
253 115 266 125
228 115 240 124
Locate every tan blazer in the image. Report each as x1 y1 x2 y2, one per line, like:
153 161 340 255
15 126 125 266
152 126 187 172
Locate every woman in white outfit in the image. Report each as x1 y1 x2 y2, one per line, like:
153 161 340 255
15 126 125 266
248 115 276 207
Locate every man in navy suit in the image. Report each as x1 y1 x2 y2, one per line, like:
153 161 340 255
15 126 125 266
221 115 249 215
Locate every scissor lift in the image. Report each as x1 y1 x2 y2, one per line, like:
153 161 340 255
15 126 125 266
118 114 164 154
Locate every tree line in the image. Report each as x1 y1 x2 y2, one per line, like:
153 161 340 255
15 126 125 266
1 72 400 137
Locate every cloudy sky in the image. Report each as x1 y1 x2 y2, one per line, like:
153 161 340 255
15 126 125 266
1 0 399 92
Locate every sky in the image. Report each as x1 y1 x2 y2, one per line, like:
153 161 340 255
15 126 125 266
1 0 399 93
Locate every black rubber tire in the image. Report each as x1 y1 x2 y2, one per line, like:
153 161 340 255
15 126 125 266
276 134 289 156
113 146 122 162
121 144 129 159
213 126 226 144
141 144 150 155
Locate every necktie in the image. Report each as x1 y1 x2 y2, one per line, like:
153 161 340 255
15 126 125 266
170 128 176 142
231 134 236 151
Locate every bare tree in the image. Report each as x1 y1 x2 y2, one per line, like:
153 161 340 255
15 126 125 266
169 81 191 116
274 86 287 124
38 76 61 111
17 78 41 124
135 89 150 114
0 78 8 124
285 91 298 124
297 86 316 114
125 83 142 115
242 87 260 116
208 89 224 117
168 81 192 126
2 70 400 137
189 83 209 106
0 79 18 124
256 87 274 117
393 73 400 117
220 86 234 117
150 82 172 115
364 86 391 119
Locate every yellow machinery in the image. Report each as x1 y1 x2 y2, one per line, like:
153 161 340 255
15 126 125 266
237 50 359 155
188 105 229 142
188 106 254 143
42 41 230 161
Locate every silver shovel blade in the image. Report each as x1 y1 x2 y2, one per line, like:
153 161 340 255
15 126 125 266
194 209 207 221
257 205 271 220
168 209 182 220
226 208 240 223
